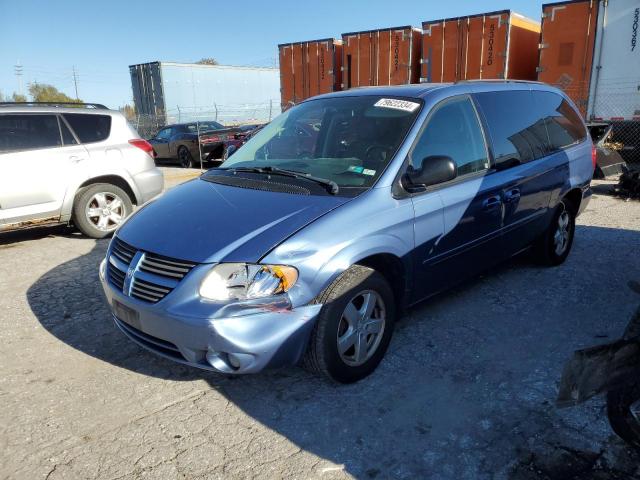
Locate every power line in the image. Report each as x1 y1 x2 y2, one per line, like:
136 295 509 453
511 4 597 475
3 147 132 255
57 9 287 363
72 66 79 100
14 62 23 95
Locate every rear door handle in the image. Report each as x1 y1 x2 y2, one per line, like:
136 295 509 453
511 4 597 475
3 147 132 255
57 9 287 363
482 195 502 211
70 156 85 163
504 188 521 203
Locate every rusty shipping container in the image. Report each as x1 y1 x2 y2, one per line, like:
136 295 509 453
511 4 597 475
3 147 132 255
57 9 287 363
341 26 422 89
538 0 640 121
421 10 540 82
537 1 599 117
278 38 343 109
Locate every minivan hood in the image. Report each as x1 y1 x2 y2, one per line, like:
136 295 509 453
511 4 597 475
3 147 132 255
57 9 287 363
116 178 351 264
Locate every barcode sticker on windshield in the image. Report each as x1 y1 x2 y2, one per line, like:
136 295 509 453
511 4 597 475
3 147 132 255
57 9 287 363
374 98 420 112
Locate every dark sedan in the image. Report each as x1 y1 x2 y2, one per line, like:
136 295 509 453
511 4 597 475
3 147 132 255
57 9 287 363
149 121 233 168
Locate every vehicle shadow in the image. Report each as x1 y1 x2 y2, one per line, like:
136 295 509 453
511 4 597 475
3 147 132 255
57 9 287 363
26 224 640 478
0 224 80 246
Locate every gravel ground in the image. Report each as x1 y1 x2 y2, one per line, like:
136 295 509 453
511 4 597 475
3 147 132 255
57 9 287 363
1 177 639 479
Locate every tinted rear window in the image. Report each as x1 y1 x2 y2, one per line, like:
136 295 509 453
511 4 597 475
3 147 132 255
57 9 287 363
475 91 548 167
533 91 586 150
0 114 62 152
63 114 111 143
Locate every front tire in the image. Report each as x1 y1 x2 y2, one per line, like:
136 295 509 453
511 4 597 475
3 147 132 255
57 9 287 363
73 183 133 238
304 265 396 383
533 200 576 266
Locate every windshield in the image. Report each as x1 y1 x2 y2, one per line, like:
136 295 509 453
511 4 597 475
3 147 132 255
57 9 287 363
220 95 422 188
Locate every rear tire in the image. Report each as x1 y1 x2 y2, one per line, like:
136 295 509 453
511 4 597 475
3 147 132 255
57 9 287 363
303 265 396 383
533 199 575 266
178 146 194 168
73 183 133 239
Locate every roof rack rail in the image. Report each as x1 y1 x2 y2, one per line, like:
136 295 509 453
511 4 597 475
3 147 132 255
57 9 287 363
0 102 108 109
454 79 545 85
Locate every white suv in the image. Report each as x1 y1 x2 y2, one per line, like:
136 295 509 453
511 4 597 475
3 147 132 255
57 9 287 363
0 103 163 238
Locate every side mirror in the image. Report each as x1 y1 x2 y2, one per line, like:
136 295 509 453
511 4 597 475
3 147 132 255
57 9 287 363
404 155 457 189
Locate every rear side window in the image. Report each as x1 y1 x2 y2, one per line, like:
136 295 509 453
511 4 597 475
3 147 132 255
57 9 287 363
533 91 586 150
411 96 489 176
63 114 111 143
475 91 548 167
0 114 62 152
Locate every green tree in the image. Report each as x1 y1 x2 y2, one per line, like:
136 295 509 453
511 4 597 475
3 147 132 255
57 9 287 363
11 92 27 102
195 58 218 65
28 83 81 103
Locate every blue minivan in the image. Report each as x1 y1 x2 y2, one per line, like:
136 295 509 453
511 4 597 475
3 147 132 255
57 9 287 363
100 81 593 383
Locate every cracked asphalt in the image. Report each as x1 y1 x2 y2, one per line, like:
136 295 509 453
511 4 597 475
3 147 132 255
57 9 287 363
1 175 640 479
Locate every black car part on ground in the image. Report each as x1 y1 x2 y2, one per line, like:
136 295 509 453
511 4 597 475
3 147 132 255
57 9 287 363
557 281 640 449
612 167 640 200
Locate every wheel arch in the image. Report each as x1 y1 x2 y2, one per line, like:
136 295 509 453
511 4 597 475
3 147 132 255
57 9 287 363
562 188 582 216
76 175 138 205
356 253 410 313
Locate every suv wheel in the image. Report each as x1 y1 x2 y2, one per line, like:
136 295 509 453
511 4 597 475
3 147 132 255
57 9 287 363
304 265 396 383
73 183 133 238
533 199 576 266
178 146 194 168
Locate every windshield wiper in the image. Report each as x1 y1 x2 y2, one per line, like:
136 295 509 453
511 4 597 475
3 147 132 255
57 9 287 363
220 166 339 195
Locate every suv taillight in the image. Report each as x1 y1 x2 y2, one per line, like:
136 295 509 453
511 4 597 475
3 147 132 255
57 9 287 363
591 143 597 170
129 139 156 158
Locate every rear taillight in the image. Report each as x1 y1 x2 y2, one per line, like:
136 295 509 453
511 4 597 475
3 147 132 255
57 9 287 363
129 139 155 158
591 143 597 170
201 135 220 144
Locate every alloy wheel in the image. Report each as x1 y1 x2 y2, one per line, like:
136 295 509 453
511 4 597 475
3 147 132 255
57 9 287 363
336 290 386 367
85 192 125 232
554 209 571 256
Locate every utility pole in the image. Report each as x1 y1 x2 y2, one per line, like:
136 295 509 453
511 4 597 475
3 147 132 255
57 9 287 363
72 66 79 100
14 62 23 95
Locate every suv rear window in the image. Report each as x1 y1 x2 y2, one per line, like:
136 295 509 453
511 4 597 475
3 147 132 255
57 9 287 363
63 114 111 143
0 114 62 152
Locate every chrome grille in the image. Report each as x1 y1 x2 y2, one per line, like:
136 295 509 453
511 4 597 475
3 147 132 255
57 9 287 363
107 263 125 291
107 237 197 304
139 253 195 279
111 237 136 264
130 277 172 303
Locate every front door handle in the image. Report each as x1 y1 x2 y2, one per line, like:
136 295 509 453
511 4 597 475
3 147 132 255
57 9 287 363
69 156 85 163
482 195 502 211
504 188 521 203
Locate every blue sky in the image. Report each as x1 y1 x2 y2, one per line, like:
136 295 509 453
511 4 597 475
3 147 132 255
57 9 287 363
0 0 544 108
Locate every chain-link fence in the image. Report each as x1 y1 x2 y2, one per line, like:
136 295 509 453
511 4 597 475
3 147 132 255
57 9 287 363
559 78 640 167
129 101 279 139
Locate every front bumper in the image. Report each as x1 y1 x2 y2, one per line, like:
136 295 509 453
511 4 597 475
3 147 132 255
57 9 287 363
99 260 321 374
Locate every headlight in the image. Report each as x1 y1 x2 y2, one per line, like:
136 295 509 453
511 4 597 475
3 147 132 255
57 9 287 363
199 263 298 301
